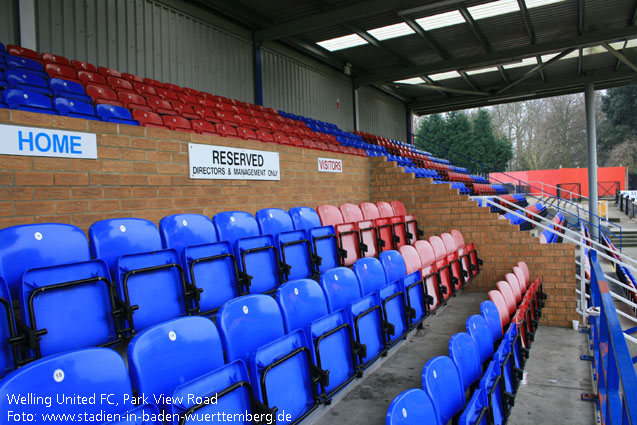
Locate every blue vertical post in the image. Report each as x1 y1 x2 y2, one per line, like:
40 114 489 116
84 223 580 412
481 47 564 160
254 46 263 106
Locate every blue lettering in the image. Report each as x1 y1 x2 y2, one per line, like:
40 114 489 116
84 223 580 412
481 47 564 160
18 131 34 151
70 136 82 154
52 134 69 153
35 133 51 152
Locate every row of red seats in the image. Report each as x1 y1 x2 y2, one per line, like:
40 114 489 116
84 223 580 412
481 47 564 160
489 262 545 350
473 183 497 196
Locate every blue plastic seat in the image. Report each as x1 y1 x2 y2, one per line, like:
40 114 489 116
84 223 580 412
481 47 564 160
96 104 140 125
381 249 426 328
214 211 283 295
50 77 91 102
290 206 339 273
54 97 100 120
320 267 385 367
6 55 46 75
459 388 488 425
89 218 193 333
6 69 53 96
354 257 407 346
0 348 135 420
217 294 317 423
159 214 218 259
449 332 482 393
257 208 316 280
128 317 226 412
386 388 441 425
277 279 357 397
480 300 503 344
478 360 508 424
4 88 57 114
422 356 466 425
466 315 495 365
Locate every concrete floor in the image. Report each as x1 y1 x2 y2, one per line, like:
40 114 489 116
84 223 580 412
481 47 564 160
300 291 596 425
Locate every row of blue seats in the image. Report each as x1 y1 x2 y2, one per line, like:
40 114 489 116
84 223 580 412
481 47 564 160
404 166 443 180
0 258 447 424
0 206 442 375
387 263 544 424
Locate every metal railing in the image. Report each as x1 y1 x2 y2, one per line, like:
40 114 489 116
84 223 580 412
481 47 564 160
587 250 637 425
526 180 587 202
410 132 622 246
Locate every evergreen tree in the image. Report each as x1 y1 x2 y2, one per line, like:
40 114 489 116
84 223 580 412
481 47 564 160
599 85 637 165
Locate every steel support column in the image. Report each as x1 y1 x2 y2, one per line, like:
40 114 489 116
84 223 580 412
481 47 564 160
585 83 599 241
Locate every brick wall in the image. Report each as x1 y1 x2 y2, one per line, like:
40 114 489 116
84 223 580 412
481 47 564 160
0 110 576 326
0 109 369 230
369 158 577 327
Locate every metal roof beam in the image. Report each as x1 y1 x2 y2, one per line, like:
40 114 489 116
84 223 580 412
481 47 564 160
393 82 489 96
355 26 637 85
517 0 537 44
255 0 423 43
402 16 453 61
197 0 267 28
497 48 575 94
346 23 413 67
458 5 492 52
285 36 357 71
616 40 629 71
409 70 637 114
603 42 637 73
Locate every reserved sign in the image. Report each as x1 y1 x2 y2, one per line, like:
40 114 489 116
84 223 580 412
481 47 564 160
189 143 280 180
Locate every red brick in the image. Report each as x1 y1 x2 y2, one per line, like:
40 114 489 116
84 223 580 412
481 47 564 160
16 201 55 215
56 200 89 214
55 172 89 185
15 172 54 186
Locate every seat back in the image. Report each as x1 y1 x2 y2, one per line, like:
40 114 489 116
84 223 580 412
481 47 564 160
0 223 90 298
440 233 457 256
513 266 527 293
213 211 260 249
308 225 340 273
320 267 363 311
89 218 163 279
217 295 285 363
376 201 395 218
496 280 517 315
360 202 381 220
488 290 510 331
399 245 423 275
380 250 407 285
505 272 522 303
466 315 494 364
256 208 295 236
450 229 466 249
0 348 133 419
386 388 441 425
289 206 322 231
128 317 225 412
422 356 465 425
353 257 387 296
339 203 364 222
276 279 329 333
413 240 441 310
390 200 407 217
480 300 504 343
449 332 482 392
317 204 345 226
428 236 447 262
159 214 218 258
517 261 530 286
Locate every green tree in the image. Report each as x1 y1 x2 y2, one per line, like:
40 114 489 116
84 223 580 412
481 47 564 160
599 85 637 166
414 113 447 158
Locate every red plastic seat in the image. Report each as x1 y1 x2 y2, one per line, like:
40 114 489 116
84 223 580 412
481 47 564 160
513 266 527 294
163 115 193 132
182 87 200 96
108 77 135 94
41 53 70 66
71 60 98 73
122 73 143 83
171 101 201 120
98 66 121 79
191 120 218 135
488 289 510 332
288 136 303 147
86 84 123 107
496 281 517 316
8 45 41 62
317 204 361 267
118 92 151 111
451 229 480 277
215 123 238 138
256 130 274 143
414 240 443 311
45 63 80 84
132 110 168 129
163 82 182 92
429 235 454 300
273 133 291 145
391 200 420 244
441 232 464 290
133 82 157 97
143 77 163 88
236 127 258 141
360 202 394 252
505 273 522 304
144 95 177 116
157 89 180 102
340 203 379 258
178 93 204 105
378 201 407 249
78 70 107 86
